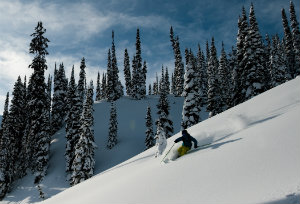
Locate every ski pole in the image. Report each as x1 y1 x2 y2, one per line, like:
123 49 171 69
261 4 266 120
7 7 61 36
161 142 176 163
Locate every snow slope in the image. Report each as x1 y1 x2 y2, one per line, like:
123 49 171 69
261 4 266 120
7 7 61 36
2 94 208 203
37 78 300 204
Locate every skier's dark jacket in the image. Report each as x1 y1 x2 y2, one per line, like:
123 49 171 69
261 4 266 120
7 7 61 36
174 130 198 148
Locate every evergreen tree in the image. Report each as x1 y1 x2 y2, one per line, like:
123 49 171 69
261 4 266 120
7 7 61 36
153 73 159 95
148 84 152 95
270 35 287 87
205 40 210 66
282 8 295 79
131 29 145 100
159 66 165 94
95 72 101 101
232 8 248 106
78 58 86 106
0 93 9 131
207 38 221 118
289 1 300 76
243 4 269 100
145 106 155 150
65 67 82 180
196 44 207 107
141 61 147 97
181 52 201 129
264 34 272 83
27 22 50 184
111 31 123 100
184 48 189 66
51 63 68 134
107 102 118 149
156 68 173 139
218 42 230 111
106 49 114 101
227 46 237 108
171 73 175 95
22 76 33 177
46 74 52 133
165 67 170 94
70 81 96 186
101 73 107 100
0 93 11 199
123 49 132 96
8 77 27 181
17 76 29 179
170 27 185 97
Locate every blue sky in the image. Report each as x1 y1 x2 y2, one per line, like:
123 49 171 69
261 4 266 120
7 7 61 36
0 0 299 112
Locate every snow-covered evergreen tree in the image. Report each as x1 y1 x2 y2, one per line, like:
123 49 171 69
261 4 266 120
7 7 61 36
154 121 167 157
232 8 248 106
0 93 11 199
196 44 207 107
101 73 107 100
96 72 101 101
65 67 82 180
8 77 27 181
27 22 51 184
123 48 131 96
181 52 201 129
264 34 272 84
131 56 139 98
106 49 114 101
227 46 237 108
106 32 123 102
156 67 174 139
282 8 295 80
46 74 52 133
170 27 185 97
111 31 123 100
165 67 170 94
78 58 87 105
70 81 96 186
0 93 9 132
218 42 231 111
145 106 155 150
141 61 147 97
242 4 269 100
51 63 68 134
153 73 159 95
159 66 165 95
171 73 175 95
289 1 300 77
270 35 288 87
148 84 152 95
107 102 118 149
131 29 145 100
207 38 221 118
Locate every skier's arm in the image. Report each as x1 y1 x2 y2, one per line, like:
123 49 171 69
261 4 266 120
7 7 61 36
191 137 198 148
174 137 183 143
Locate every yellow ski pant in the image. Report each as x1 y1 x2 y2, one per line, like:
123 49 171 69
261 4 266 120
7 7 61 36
177 146 191 156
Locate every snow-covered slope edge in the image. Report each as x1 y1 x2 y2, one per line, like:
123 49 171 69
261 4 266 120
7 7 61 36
41 78 300 204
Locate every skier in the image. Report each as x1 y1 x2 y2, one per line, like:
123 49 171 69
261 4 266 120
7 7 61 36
174 129 198 157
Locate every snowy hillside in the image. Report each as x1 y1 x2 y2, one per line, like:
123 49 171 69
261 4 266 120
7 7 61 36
35 78 300 204
1 94 209 203
1 78 299 204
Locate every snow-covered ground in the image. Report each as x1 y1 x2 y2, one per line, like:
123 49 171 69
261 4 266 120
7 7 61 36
2 78 300 204
1 93 207 203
